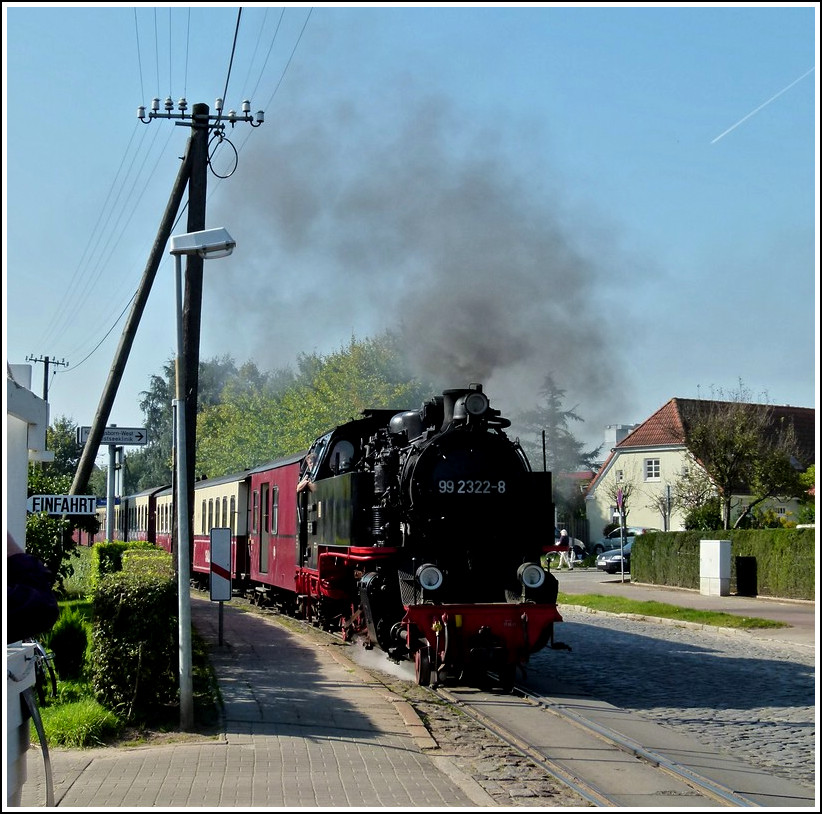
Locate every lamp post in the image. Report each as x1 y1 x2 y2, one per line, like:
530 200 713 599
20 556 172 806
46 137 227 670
169 227 236 730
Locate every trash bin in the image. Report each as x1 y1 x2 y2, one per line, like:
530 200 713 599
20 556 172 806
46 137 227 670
735 556 757 597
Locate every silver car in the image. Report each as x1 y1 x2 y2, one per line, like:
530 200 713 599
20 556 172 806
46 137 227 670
590 527 660 556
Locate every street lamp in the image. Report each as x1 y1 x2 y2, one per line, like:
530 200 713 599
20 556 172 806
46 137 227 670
169 227 236 729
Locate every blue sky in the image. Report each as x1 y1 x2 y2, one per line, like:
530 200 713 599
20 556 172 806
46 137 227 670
3 3 818 459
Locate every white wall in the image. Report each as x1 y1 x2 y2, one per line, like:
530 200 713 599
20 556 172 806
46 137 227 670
6 366 51 545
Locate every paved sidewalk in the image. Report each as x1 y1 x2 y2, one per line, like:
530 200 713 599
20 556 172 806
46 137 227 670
18 596 489 809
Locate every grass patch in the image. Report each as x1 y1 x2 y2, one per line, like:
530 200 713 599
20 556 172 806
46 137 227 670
37 698 123 748
60 546 94 600
557 592 786 630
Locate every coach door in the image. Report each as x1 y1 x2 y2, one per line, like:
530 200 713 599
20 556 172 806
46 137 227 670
259 482 270 573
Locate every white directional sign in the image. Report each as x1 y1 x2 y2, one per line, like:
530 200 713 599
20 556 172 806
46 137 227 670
27 495 97 515
77 426 148 446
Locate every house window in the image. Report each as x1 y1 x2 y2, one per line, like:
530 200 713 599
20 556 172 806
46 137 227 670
644 458 660 481
616 470 624 482
775 506 786 516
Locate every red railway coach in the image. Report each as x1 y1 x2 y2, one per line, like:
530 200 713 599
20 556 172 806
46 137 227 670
189 472 252 590
244 453 304 606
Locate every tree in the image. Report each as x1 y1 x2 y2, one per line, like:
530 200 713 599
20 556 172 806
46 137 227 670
26 466 96 592
680 387 804 530
196 332 434 477
516 374 602 522
516 374 602 474
44 415 83 477
796 465 815 524
120 356 283 491
44 414 105 495
127 362 175 491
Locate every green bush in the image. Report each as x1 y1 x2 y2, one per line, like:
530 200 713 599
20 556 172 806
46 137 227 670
43 607 89 681
89 541 157 592
122 548 174 578
90 570 178 723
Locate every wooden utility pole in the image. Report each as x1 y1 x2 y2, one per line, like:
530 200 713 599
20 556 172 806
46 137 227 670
25 355 68 401
181 103 209 552
70 148 193 496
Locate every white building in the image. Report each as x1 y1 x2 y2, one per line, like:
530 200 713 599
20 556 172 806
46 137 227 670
585 398 814 540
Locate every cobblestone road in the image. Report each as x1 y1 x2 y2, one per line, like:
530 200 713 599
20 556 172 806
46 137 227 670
525 608 816 791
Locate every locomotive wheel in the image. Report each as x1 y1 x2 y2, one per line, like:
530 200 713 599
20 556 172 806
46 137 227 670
414 648 431 687
499 664 517 693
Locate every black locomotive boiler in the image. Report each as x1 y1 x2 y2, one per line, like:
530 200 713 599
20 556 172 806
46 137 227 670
300 383 565 688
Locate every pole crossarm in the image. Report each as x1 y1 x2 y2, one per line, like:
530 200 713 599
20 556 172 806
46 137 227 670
138 96 263 129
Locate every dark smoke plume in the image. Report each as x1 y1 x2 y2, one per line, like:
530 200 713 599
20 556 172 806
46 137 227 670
207 90 637 449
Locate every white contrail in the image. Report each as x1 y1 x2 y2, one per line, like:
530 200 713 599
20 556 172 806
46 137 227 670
711 67 815 144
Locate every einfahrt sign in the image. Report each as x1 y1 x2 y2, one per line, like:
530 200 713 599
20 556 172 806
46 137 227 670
27 495 97 515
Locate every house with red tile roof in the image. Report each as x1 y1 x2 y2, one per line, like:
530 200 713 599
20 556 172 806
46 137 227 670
584 398 815 540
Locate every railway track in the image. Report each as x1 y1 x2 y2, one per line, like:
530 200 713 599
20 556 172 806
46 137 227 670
436 681 764 807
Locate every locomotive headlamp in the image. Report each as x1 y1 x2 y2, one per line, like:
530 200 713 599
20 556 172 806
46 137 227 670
416 563 444 591
464 391 489 416
517 562 546 590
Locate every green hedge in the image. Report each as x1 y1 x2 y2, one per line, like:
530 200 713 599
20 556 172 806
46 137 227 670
632 528 814 600
89 540 158 593
89 553 178 723
122 547 174 579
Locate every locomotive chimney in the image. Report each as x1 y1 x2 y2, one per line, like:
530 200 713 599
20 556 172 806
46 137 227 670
441 388 467 429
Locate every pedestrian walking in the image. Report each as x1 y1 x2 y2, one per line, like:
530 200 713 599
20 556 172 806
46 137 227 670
557 529 574 570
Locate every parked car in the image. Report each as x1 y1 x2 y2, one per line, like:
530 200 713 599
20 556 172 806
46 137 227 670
596 539 633 574
590 527 660 556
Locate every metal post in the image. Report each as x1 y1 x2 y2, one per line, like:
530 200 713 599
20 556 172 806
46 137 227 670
174 252 193 730
619 508 626 583
106 444 116 542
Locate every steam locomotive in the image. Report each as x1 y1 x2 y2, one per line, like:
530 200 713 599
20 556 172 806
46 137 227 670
84 383 566 689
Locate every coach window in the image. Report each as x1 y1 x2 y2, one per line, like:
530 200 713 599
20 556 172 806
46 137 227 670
216 497 222 528
208 499 214 533
252 490 259 533
201 500 207 536
271 486 279 535
221 497 227 529
230 496 236 534
261 484 270 534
